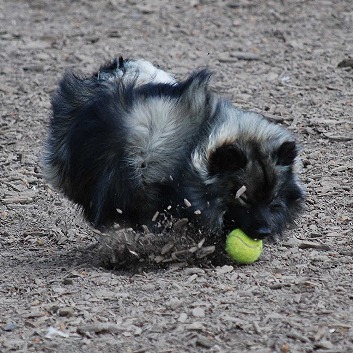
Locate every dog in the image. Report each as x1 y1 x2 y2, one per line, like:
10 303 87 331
43 57 305 240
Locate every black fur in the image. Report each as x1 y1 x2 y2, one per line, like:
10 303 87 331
43 58 305 240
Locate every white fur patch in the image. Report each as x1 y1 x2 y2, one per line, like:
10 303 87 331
122 59 176 86
206 109 290 155
126 97 196 184
191 102 296 181
124 69 212 185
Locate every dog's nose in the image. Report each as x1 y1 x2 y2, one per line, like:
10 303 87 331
253 226 271 239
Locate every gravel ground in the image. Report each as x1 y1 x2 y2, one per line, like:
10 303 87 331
1 0 353 352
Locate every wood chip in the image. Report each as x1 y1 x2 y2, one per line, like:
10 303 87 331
173 218 189 229
323 133 352 141
2 196 33 204
235 185 247 199
183 198 192 207
151 211 159 221
161 241 174 255
196 245 215 259
219 52 261 62
77 323 122 335
298 241 331 251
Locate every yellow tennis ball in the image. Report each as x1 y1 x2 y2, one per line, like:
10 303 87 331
225 229 263 264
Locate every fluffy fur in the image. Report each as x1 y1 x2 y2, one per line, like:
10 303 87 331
43 57 305 240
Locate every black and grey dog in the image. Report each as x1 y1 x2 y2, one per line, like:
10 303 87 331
43 57 305 240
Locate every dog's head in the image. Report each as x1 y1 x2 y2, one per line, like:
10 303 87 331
209 140 304 239
190 108 305 240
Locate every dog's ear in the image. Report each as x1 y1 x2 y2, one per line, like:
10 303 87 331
179 69 212 114
276 141 298 166
208 144 247 175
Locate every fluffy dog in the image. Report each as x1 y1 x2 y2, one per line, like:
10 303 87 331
43 57 305 240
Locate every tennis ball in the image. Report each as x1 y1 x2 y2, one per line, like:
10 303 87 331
225 229 263 264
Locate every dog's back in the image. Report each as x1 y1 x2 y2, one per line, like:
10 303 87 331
43 60 215 227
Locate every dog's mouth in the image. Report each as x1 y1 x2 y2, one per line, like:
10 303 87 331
223 208 273 240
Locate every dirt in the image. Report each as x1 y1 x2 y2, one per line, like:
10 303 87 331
1 0 353 352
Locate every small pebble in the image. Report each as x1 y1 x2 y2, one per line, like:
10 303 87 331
58 307 74 317
196 335 214 348
62 278 73 285
166 297 183 309
3 321 17 331
192 307 205 318
178 313 188 323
